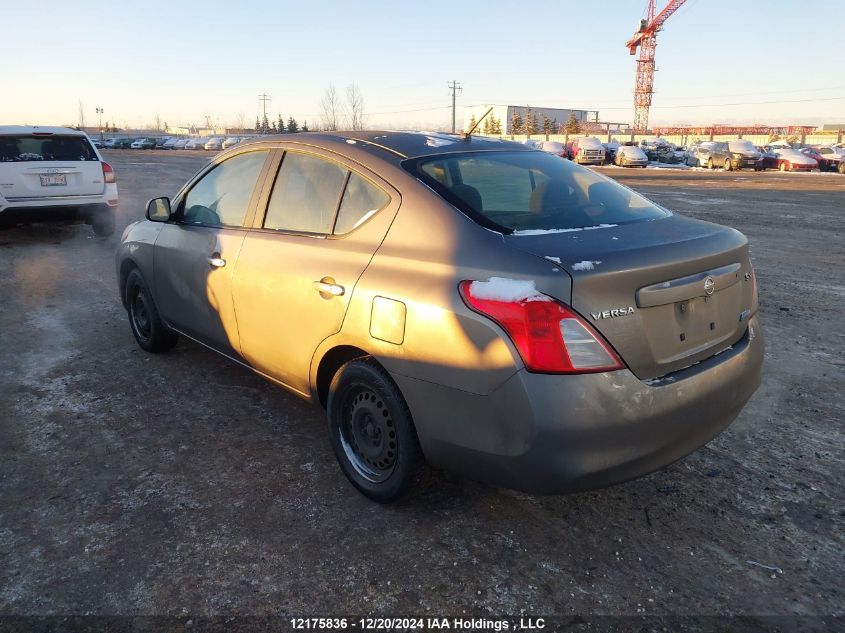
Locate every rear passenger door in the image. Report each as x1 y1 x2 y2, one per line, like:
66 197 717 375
153 149 272 358
232 148 399 396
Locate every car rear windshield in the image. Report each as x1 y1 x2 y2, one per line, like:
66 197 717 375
408 150 669 233
0 135 97 162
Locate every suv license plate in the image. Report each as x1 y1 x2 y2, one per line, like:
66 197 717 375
40 174 67 186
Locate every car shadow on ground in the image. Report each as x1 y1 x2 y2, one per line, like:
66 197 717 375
0 220 90 244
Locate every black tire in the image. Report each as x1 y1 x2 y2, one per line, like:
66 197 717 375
327 358 425 503
124 269 178 353
839 161 845 175
91 208 115 236
724 158 733 171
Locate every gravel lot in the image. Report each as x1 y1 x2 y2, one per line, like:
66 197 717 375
1 150 843 625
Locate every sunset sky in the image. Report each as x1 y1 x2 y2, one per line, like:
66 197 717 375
4 0 843 130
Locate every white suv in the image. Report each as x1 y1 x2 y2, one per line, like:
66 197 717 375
0 126 119 235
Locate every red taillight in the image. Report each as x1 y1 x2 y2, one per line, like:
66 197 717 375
459 279 623 374
102 161 116 184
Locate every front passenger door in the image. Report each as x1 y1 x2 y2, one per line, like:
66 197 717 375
153 149 271 358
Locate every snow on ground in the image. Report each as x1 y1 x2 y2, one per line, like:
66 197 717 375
469 278 549 302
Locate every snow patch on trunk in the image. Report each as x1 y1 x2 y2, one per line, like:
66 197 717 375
572 260 602 271
469 277 549 302
512 224 617 236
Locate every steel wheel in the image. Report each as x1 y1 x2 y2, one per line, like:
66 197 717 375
338 385 397 483
129 287 152 344
327 357 425 502
124 269 178 353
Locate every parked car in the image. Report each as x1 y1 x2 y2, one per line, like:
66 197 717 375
172 138 189 150
111 138 134 149
703 142 735 170
763 148 817 172
204 137 224 151
0 126 118 235
685 141 714 167
155 137 172 149
685 141 730 168
117 131 763 502
812 146 845 173
614 145 648 167
642 140 683 164
538 140 571 159
602 141 621 164
723 140 763 171
758 146 778 170
568 136 605 165
163 137 180 150
102 138 120 149
90 139 103 149
221 137 241 149
184 137 207 150
130 138 156 150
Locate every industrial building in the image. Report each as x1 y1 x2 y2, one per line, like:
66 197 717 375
463 104 597 135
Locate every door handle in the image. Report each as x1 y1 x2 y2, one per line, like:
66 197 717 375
207 256 226 268
313 280 345 296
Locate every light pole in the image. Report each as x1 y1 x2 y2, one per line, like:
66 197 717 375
96 108 104 141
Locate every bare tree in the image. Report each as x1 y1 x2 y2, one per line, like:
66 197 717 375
235 111 246 134
154 112 162 132
346 83 365 131
78 100 85 129
320 84 341 131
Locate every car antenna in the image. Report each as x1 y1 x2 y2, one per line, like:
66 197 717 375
464 107 493 140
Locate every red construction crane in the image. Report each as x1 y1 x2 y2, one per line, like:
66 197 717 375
626 0 687 132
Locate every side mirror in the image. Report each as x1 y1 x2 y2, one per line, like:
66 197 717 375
146 197 171 222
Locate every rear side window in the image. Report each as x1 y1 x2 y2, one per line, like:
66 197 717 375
182 150 269 227
410 151 668 234
0 135 97 162
264 152 347 234
334 173 390 234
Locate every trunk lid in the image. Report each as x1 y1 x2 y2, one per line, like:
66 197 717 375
505 215 755 380
0 134 105 199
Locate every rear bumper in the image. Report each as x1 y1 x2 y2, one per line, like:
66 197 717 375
0 196 117 224
0 184 118 214
395 315 763 494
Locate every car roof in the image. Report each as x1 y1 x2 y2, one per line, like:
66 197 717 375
238 130 531 163
0 125 87 136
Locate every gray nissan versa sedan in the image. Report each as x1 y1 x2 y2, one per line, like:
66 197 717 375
117 131 763 502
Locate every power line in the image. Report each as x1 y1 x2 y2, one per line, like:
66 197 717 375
597 95 845 111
